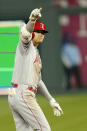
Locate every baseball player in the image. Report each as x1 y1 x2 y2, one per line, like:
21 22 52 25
8 8 63 131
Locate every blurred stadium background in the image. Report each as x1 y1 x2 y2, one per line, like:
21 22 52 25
0 0 87 131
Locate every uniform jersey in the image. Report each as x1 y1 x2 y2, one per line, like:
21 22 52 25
11 40 42 88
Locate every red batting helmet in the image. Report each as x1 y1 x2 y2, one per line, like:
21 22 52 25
33 21 48 33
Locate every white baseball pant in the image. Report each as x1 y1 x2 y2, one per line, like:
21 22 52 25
8 84 51 131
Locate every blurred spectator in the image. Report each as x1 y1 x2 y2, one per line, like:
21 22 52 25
62 32 70 45
61 34 82 90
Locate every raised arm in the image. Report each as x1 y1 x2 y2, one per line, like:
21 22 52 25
20 8 42 44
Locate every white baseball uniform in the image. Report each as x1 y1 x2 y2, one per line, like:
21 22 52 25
8 8 63 131
8 20 52 131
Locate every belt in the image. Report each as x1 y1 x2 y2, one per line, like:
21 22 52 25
13 84 37 94
27 86 37 94
13 84 18 88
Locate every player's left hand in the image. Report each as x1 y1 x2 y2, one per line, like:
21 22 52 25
50 98 63 116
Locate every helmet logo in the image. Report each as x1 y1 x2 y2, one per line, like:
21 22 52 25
40 23 44 29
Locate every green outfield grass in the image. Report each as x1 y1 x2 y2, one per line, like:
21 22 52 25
0 94 87 131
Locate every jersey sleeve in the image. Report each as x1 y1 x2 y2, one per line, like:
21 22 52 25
38 80 53 101
20 20 35 44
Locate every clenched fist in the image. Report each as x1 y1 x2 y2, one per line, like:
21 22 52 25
29 8 42 21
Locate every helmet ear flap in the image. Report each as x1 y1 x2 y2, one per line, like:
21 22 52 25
32 32 34 39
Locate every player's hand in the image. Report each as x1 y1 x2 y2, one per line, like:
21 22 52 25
29 8 42 21
50 98 63 116
8 88 16 96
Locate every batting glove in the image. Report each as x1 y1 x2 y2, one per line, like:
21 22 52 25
50 98 63 116
29 8 42 21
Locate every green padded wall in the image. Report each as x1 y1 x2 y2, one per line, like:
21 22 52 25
0 26 19 86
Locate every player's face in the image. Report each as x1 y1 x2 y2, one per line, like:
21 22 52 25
33 31 45 45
